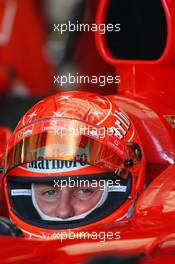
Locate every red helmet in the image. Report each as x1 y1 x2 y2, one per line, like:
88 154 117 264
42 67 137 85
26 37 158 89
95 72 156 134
3 91 145 239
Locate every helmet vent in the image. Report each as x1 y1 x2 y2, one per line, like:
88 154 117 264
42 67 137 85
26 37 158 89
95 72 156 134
105 0 167 60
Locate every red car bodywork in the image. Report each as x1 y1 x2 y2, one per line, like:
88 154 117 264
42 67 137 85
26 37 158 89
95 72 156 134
0 0 55 96
0 0 175 263
96 0 175 180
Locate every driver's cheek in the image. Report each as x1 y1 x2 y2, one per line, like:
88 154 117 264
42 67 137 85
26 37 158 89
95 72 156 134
73 191 103 215
37 198 60 217
73 198 93 215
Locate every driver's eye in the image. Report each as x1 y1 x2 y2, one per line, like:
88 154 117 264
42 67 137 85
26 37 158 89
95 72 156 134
73 188 95 199
78 189 93 194
42 189 57 196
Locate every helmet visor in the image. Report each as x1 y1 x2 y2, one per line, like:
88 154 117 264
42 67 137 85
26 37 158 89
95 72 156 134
5 118 130 175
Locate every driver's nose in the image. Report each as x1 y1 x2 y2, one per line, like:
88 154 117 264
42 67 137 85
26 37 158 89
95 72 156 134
55 188 74 219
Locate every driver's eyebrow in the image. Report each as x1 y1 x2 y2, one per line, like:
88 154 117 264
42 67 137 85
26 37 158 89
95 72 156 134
35 183 55 190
